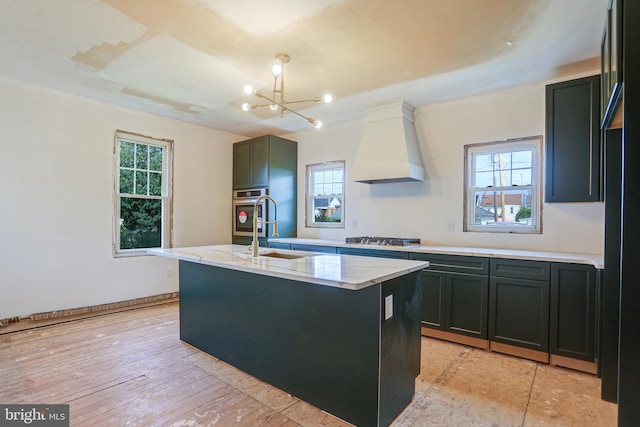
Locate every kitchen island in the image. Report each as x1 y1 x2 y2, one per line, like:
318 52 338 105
149 245 428 427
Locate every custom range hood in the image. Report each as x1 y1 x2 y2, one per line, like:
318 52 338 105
351 101 425 184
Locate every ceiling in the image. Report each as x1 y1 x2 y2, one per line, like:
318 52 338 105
0 0 607 137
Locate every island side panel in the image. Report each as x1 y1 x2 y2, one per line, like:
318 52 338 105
380 271 423 426
178 261 382 427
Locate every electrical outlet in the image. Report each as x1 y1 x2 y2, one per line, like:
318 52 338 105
352 219 358 229
167 266 175 278
445 220 454 232
384 295 393 320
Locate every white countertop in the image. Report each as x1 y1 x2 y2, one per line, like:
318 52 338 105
268 238 605 269
148 244 429 290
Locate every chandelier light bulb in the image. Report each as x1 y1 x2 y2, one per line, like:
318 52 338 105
242 54 331 127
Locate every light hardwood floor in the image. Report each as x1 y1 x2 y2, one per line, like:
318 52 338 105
0 303 617 426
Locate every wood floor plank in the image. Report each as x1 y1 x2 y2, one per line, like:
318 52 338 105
0 302 617 427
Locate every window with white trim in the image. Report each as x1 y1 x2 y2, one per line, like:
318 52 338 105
464 136 542 233
114 130 173 256
306 161 345 228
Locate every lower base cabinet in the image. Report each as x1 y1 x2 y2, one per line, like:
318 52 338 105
489 276 550 354
411 253 489 345
489 258 551 362
266 242 600 372
549 263 597 372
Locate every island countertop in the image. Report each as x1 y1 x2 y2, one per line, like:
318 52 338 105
148 244 429 290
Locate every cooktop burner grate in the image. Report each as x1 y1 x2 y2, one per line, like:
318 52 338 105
345 237 421 246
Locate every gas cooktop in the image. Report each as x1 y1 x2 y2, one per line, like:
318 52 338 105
345 237 421 246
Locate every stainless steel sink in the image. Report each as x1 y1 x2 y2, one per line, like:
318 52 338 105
260 252 307 260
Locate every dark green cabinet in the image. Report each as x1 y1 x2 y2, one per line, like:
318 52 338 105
267 242 292 250
264 243 600 370
232 135 297 246
489 259 550 353
549 263 596 362
292 244 337 254
419 271 445 329
545 75 601 202
338 247 409 259
410 253 489 340
233 136 269 190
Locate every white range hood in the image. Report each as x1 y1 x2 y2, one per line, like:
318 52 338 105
351 101 425 184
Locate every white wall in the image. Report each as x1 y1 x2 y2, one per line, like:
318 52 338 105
0 76 240 319
289 77 605 255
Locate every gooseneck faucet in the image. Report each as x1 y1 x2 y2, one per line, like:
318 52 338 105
252 194 278 257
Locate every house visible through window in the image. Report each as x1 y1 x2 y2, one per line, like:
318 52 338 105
306 161 345 228
464 136 542 233
114 130 173 256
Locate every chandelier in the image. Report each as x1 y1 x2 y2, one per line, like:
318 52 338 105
242 53 332 129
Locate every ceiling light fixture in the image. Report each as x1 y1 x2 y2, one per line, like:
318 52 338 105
242 53 332 129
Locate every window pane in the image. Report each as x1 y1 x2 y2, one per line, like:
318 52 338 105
314 171 324 184
119 168 134 194
312 196 342 223
333 183 343 195
512 169 532 185
334 169 343 182
323 170 333 183
136 144 148 169
119 198 162 249
512 150 532 168
474 154 493 173
313 184 324 195
494 170 512 186
149 146 163 171
136 171 148 195
474 171 494 187
120 141 135 168
472 190 532 225
149 172 162 196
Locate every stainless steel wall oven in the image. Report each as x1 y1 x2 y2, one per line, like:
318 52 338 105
232 188 267 237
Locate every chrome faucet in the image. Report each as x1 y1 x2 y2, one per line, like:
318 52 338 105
252 194 278 257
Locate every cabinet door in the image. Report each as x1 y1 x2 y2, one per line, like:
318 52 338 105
550 263 596 361
445 273 488 339
419 270 445 330
233 137 270 189
251 136 269 188
233 141 252 190
545 75 601 202
489 276 549 352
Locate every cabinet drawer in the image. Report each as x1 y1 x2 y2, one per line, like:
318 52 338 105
490 258 550 281
410 253 489 275
291 244 337 254
338 247 409 259
268 242 291 250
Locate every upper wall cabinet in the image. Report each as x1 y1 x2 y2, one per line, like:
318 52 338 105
233 135 297 190
545 75 601 202
233 136 269 190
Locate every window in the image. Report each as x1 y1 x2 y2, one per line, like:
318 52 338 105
306 161 345 228
114 130 173 256
464 136 542 233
